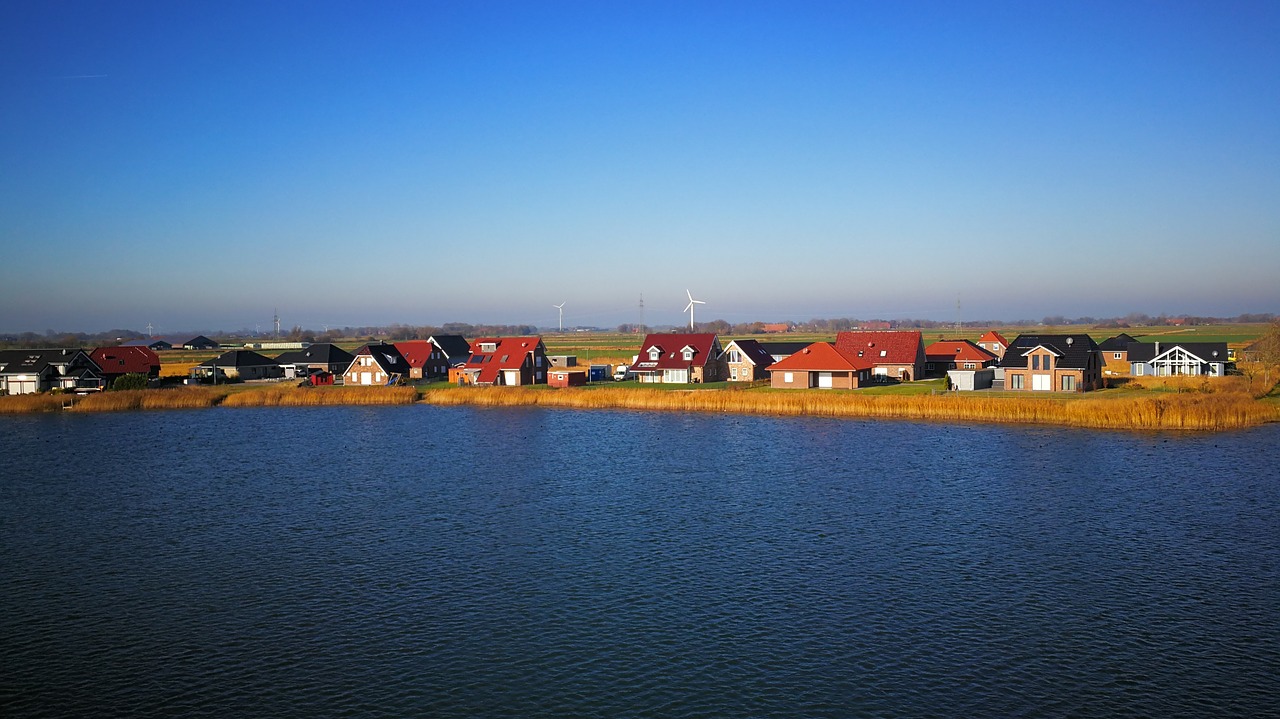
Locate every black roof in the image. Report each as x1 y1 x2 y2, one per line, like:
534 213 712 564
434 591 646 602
354 343 408 373
757 341 811 357
1000 334 1100 370
1098 333 1139 351
1126 342 1228 363
429 335 471 359
202 349 277 368
0 348 95 375
724 339 776 366
275 343 355 366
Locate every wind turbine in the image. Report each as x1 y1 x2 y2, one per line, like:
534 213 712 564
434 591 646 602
553 302 565 332
684 289 705 330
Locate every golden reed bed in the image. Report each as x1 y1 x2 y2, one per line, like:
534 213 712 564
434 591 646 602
420 386 1279 431
0 386 417 413
2 383 1274 431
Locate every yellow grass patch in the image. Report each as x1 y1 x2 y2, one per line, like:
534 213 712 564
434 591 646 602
420 386 1278 431
0 393 67 413
220 386 418 407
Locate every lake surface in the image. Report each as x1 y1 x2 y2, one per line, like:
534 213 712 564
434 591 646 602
2 406 1278 717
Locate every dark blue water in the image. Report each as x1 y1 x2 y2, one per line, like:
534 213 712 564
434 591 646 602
2 406 1277 717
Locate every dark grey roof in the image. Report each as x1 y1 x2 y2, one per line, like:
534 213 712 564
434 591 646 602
183 335 220 347
757 341 810 357
429 335 471 359
1126 342 1228 363
725 339 775 367
1000 334 1100 370
1098 333 1139 351
0 348 96 375
275 343 355 366
202 349 277 368
354 343 409 374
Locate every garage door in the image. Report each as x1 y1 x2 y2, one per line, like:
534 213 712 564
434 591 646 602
1032 374 1051 391
817 372 833 389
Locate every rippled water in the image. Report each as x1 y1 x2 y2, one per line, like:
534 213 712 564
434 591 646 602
2 407 1278 717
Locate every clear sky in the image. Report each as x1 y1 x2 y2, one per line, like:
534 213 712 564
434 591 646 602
2 1 1277 333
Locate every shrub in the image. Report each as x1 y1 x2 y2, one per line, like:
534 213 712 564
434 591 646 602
110 373 149 391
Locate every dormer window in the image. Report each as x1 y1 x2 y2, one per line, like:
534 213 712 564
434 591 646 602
682 349 694 361
479 342 497 353
648 347 661 361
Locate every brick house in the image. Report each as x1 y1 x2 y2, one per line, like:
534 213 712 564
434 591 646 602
976 331 1009 361
458 337 549 386
1098 333 1139 375
629 333 727 384
394 340 450 379
342 343 409 386
1000 334 1102 392
767 342 873 389
833 331 926 382
722 339 775 381
924 340 997 377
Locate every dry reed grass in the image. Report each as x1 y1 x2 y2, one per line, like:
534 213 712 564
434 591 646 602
421 386 1278 431
1127 374 1276 398
72 388 226 412
0 393 67 413
221 386 418 407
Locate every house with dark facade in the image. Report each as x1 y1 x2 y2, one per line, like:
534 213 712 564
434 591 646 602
722 339 775 381
428 335 472 368
275 344 355 379
0 348 103 394
1000 334 1102 392
756 341 810 363
1128 342 1230 377
766 342 873 389
834 331 926 382
457 337 548 386
393 340 449 379
629 333 726 384
192 350 283 381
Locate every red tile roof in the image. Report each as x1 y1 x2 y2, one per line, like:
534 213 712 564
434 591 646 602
464 337 545 384
89 346 160 376
978 330 1009 347
630 333 721 372
768 342 873 372
393 341 435 370
833 331 924 366
925 340 997 365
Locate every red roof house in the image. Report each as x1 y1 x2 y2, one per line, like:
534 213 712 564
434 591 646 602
977 331 1010 360
834 331 926 382
767 342 873 389
629 333 727 384
459 337 548 386
924 340 997 376
90 346 161 382
394 340 448 379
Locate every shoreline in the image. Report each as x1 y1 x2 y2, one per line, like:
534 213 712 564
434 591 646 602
3 384 1276 432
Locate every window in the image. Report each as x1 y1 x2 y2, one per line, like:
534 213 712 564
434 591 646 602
1061 375 1076 391
880 350 887 357
728 350 742 363
648 347 661 361
1135 365 1144 376
964 363 974 369
535 356 542 367
1032 355 1039 370
784 372 794 383
682 349 694 360
1113 352 1122 360
730 368 738 379
1010 374 1024 390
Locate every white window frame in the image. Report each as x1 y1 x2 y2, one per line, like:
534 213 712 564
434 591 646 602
784 372 794 383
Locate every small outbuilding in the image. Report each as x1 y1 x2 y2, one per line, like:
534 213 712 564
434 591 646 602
548 369 587 387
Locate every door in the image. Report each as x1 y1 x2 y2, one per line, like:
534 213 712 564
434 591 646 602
817 372 833 389
361 371 372 385
1032 374 1051 391
504 369 520 385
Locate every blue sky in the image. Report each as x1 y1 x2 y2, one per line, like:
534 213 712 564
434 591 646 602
2 1 1277 332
